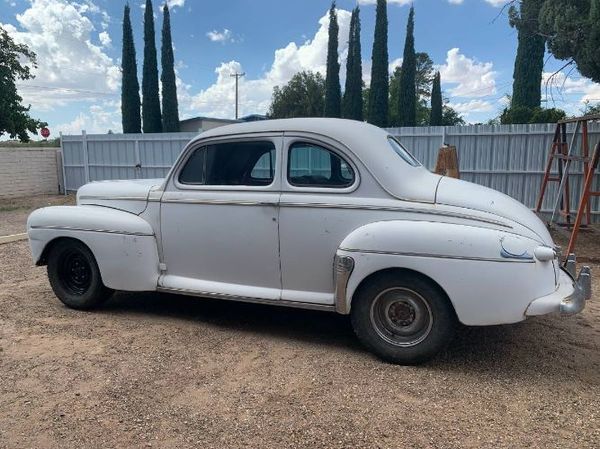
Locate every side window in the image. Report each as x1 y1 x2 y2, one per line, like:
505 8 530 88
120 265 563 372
250 149 275 181
179 141 276 186
288 142 355 188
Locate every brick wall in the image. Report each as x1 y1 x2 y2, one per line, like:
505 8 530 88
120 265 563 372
0 148 59 198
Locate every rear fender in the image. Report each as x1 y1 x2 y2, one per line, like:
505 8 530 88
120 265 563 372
336 220 556 325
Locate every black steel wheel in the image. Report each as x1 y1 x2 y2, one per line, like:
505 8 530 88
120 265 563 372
47 239 113 310
351 272 456 365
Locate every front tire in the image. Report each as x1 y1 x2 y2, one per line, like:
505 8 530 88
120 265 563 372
47 240 113 310
351 272 456 364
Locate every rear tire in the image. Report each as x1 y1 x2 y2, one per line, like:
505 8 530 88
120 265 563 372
47 240 113 310
351 272 456 365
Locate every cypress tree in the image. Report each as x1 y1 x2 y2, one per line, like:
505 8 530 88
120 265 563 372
161 4 180 131
397 6 416 127
342 7 363 121
142 0 162 133
510 0 545 110
324 3 341 117
430 71 443 126
121 4 141 134
368 0 389 127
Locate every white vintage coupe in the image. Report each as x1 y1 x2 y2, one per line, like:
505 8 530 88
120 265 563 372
27 118 591 364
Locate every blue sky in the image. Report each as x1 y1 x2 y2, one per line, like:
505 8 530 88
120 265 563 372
2 0 600 136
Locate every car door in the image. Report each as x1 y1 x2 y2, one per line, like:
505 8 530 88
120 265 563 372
278 135 361 305
159 134 282 301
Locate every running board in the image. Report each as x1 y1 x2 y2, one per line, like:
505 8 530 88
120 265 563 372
156 286 337 313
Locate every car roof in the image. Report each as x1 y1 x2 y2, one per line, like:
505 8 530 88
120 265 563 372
188 118 440 203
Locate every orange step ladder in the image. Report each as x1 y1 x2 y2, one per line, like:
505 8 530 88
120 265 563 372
536 115 600 257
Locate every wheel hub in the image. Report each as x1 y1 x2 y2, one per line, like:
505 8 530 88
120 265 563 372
369 287 434 347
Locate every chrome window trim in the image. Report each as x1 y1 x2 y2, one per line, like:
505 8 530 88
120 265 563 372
170 134 283 193
281 135 360 194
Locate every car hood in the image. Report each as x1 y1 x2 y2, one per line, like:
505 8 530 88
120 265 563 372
435 176 552 244
77 178 164 214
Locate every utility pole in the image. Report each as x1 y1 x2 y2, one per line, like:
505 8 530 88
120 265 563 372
230 72 245 119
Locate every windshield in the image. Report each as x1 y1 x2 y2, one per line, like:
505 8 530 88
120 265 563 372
388 136 421 167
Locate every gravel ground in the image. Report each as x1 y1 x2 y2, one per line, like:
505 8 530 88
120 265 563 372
0 197 599 448
0 195 74 236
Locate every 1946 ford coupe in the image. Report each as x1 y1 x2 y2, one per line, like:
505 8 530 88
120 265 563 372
27 118 592 364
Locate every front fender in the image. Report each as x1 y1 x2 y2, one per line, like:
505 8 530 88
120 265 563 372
336 220 556 325
27 205 159 291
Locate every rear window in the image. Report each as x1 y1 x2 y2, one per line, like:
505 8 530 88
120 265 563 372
388 136 421 167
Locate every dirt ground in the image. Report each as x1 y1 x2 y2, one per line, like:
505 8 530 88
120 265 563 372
0 194 74 236
1 196 599 448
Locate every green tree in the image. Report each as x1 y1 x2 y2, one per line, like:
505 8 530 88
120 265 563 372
268 71 325 118
442 105 465 126
121 4 141 134
430 72 443 125
342 7 363 121
324 3 341 117
540 0 600 83
397 6 416 127
509 0 545 111
161 3 180 132
142 0 162 133
368 0 389 127
389 52 434 126
500 106 565 124
0 26 46 141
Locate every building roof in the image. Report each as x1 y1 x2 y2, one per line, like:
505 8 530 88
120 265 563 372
179 116 240 124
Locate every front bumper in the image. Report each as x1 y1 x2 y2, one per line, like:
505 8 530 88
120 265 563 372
526 255 592 317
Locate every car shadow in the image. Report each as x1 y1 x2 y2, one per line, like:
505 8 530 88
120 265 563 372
101 291 359 351
101 291 599 382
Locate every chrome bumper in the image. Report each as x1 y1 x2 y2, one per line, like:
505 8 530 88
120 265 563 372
560 254 592 315
526 254 592 317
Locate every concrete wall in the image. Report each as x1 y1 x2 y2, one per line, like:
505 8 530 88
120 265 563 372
0 147 60 198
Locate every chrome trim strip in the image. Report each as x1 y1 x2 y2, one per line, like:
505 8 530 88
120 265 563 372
338 247 535 263
79 195 148 201
29 225 153 237
279 201 511 228
156 286 336 312
333 254 355 314
162 198 278 207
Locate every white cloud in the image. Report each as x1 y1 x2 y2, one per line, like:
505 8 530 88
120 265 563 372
484 0 508 6
184 8 352 119
206 28 234 43
541 71 600 106
449 99 494 114
448 0 464 4
439 48 497 98
2 0 119 111
98 31 111 47
55 101 122 135
358 0 411 5
389 58 403 73
166 0 185 8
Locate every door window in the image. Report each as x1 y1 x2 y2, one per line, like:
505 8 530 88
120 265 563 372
288 142 354 188
179 141 276 186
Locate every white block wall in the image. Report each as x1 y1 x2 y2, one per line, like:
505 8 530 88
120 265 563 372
0 148 59 198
